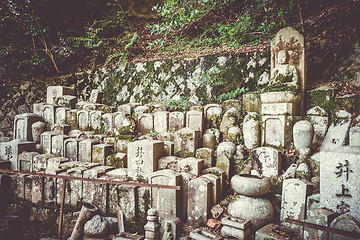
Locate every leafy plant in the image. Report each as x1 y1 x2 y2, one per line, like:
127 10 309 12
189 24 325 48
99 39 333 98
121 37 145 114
95 116 110 135
167 96 191 112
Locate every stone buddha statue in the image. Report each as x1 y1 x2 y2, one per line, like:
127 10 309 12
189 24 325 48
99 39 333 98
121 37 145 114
266 49 299 92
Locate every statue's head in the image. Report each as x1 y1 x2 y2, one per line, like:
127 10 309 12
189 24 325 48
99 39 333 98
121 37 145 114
278 50 289 64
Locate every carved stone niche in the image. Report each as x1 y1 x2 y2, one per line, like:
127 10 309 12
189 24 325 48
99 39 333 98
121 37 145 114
270 27 307 114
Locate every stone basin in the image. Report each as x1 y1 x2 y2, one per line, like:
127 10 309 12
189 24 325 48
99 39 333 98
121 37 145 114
231 174 271 197
260 91 300 103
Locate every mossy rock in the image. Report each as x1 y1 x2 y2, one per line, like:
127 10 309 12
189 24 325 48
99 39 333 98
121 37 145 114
307 86 335 113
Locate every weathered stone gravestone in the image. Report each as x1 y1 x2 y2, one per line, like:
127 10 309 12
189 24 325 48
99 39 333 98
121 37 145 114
329 213 360 240
320 110 352 151
78 139 100 163
280 179 313 232
127 140 164 180
46 86 74 105
187 177 211 227
148 170 181 220
102 113 114 135
55 107 69 124
303 208 336 240
154 111 169 133
113 112 126 133
195 148 214 168
89 111 103 131
168 112 185 131
220 107 241 137
178 157 204 176
51 123 70 135
173 128 201 158
138 113 154 134
65 109 78 130
201 174 220 206
55 95 77 109
92 144 114 165
77 110 90 131
306 106 329 146
261 115 293 150
251 147 281 178
40 131 59 154
18 152 39 172
89 89 104 103
13 113 43 141
270 27 306 113
204 104 222 129
243 112 260 150
51 134 69 157
293 120 313 150
186 110 204 134
31 121 47 143
43 104 58 128
320 146 360 223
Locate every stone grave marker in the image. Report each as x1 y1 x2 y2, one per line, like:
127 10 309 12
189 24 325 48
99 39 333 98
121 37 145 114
55 95 77 109
138 113 154 134
329 213 360 240
148 169 181 220
63 138 80 161
179 172 192 221
261 115 293 150
215 153 231 181
127 140 164 180
154 111 169 133
201 174 220 206
51 134 69 157
220 107 240 136
89 110 103 131
320 146 360 223
173 128 201 158
202 167 226 199
31 175 44 204
33 153 54 172
13 113 43 141
320 110 352 151
0 139 36 171
186 110 204 134
65 109 78 130
40 131 59 154
79 139 100 163
187 177 211 227
77 110 90 131
51 123 70 135
280 178 313 232
67 166 87 205
92 144 114 165
43 104 59 128
89 89 104 103
306 106 329 146
31 121 46 143
195 147 214 169
204 104 222 129
56 171 71 205
55 107 69 124
243 118 260 150
303 208 336 240
47 157 68 171
102 113 114 135
157 156 179 172
113 112 126 133
178 157 204 176
221 216 251 240
168 112 185 131
293 120 314 150
46 86 74 105
18 152 39 172
106 152 127 168
205 128 220 146
202 132 216 150
108 184 136 217
32 102 46 117
251 147 282 178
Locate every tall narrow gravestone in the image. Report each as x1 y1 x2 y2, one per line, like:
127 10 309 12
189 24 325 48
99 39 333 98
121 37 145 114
320 146 360 223
148 170 181 221
46 86 74 105
127 140 164 180
280 178 312 233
